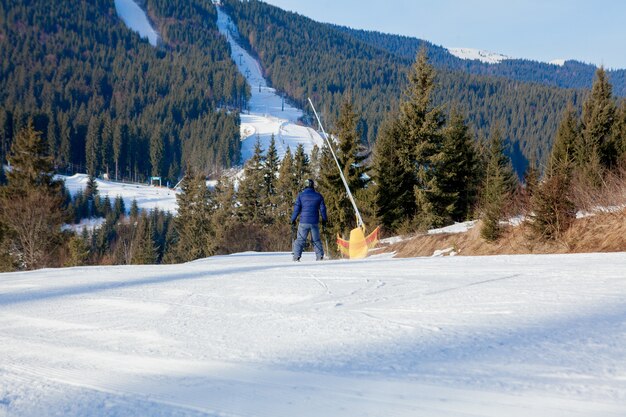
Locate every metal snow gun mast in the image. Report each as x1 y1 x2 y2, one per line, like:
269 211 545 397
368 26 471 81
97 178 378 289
308 98 380 259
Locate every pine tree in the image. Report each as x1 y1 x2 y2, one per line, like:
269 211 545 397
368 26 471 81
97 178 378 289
85 115 101 176
211 175 238 252
292 144 310 188
549 104 580 177
529 172 575 241
371 49 445 232
275 148 295 222
113 195 126 220
372 115 416 232
150 126 164 178
430 109 481 224
309 144 321 178
131 212 159 265
46 112 58 162
264 134 280 218
581 67 617 170
129 198 140 218
101 114 113 177
85 174 99 217
0 121 67 269
238 138 267 222
66 232 90 267
171 171 216 262
479 126 516 242
58 112 71 168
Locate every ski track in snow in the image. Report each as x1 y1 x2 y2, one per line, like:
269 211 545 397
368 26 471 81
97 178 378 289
216 7 324 163
1 252 626 416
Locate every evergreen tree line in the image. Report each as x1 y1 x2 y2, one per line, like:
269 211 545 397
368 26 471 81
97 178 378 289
222 0 584 175
526 67 626 241
3 57 625 270
0 0 248 185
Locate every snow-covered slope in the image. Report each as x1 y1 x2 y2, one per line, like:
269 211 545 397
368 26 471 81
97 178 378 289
216 7 324 162
448 47 511 64
1 251 625 416
114 0 159 46
448 47 568 67
61 174 179 214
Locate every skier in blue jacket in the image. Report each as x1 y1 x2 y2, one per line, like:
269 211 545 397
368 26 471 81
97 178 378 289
291 178 327 261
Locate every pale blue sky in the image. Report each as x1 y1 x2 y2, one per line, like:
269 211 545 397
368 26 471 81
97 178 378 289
263 0 626 69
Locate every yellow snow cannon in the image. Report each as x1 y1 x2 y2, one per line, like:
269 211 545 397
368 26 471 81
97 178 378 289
337 224 380 259
308 98 380 259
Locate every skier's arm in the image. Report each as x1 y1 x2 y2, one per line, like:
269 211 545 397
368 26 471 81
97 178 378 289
290 194 302 223
320 196 327 223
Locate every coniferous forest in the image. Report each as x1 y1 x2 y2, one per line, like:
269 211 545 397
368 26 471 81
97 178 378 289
222 0 590 174
0 0 248 184
1 0 625 271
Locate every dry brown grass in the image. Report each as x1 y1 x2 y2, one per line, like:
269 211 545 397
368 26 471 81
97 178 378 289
382 208 626 258
381 167 626 258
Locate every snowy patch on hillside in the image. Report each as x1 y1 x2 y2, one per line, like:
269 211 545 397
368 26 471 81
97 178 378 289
448 47 511 64
1 252 626 416
550 59 566 66
62 217 106 233
428 220 477 235
60 174 179 214
114 0 159 46
216 7 324 163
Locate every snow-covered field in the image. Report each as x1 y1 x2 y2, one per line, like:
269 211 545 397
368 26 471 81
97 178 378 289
216 7 324 162
1 251 626 416
61 174 179 214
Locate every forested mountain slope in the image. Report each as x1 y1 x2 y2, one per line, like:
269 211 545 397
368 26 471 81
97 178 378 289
334 25 626 97
0 0 248 182
223 0 590 174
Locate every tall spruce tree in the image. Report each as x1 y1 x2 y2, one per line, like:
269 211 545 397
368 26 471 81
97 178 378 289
85 115 101 176
372 115 416 232
580 67 618 171
113 121 127 181
275 148 296 222
238 138 266 222
548 104 581 177
101 114 113 177
150 126 164 178
292 144 310 188
264 134 280 219
432 109 481 224
372 49 445 232
479 126 516 242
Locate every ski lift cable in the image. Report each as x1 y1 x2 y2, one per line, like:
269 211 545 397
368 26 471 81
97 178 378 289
308 98 364 229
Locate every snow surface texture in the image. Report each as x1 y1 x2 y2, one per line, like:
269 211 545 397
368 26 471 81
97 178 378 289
216 7 324 162
61 174 179 214
114 0 159 46
1 252 626 416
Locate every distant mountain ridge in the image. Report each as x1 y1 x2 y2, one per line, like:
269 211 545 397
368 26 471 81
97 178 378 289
332 25 626 96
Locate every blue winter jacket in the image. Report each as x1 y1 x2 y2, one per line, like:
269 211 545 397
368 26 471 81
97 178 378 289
290 187 327 225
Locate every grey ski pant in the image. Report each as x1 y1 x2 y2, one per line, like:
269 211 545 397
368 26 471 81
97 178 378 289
293 223 324 260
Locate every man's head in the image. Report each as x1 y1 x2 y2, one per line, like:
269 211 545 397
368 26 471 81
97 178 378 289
304 178 315 189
